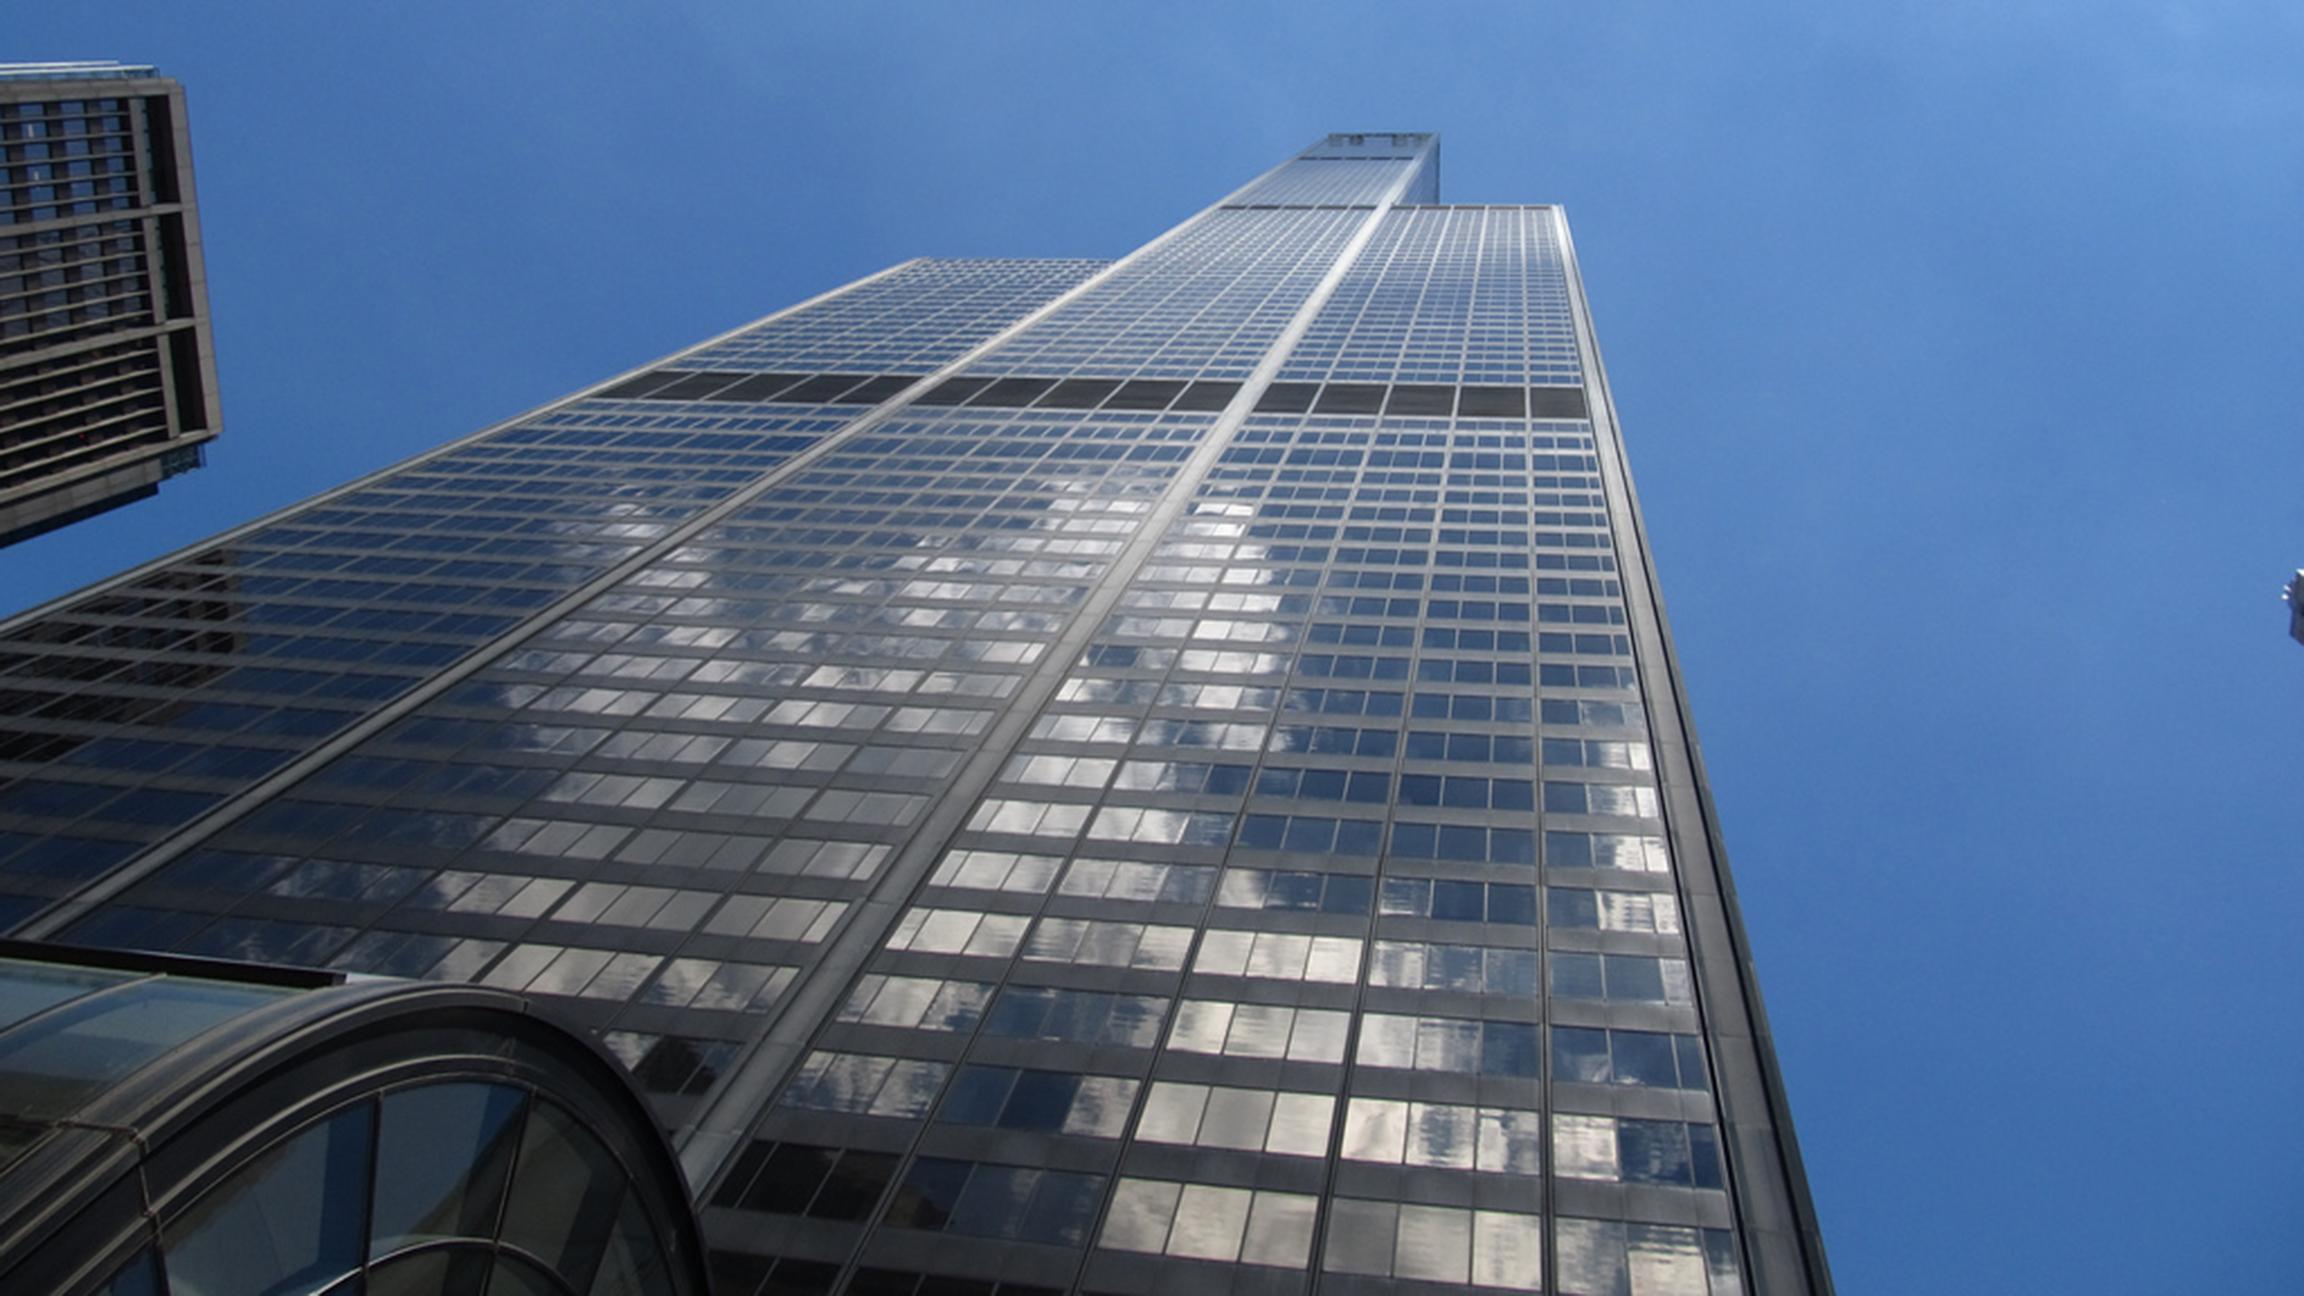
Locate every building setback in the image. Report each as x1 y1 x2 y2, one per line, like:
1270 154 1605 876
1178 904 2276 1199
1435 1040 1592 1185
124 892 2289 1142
0 62 219 548
0 134 1830 1294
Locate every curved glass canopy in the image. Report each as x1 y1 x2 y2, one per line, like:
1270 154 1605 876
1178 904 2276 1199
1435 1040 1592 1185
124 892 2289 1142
0 948 708 1296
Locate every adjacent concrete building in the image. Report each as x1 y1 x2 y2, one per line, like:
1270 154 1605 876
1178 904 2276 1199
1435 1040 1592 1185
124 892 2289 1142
0 62 219 548
0 134 1829 1294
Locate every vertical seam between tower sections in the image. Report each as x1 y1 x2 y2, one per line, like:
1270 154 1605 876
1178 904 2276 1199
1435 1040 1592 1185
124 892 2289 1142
672 141 1436 1203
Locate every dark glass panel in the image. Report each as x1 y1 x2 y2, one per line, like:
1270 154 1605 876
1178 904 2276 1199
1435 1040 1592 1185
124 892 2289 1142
810 1149 899 1220
1311 383 1384 414
968 377 1058 407
587 1190 677 1296
0 977 290 1121
1528 386 1590 418
1383 384 1453 415
1171 380 1242 410
1036 378 1121 408
594 371 684 399
1254 383 1317 412
884 1157 970 1231
761 1259 841 1296
915 376 991 406
772 374 875 403
1456 386 1527 417
163 1100 375 1296
0 957 135 1032
1104 380 1184 410
939 1065 1015 1126
363 1247 494 1296
713 373 808 402
368 1082 526 1255
1611 1032 1679 1088
500 1098 626 1289
841 375 917 404
94 1247 162 1296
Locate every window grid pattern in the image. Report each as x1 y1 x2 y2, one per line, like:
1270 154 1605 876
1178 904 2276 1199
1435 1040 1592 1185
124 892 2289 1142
0 136 1803 1296
1280 207 1583 386
0 402 858 907
964 209 1366 380
55 406 1208 1134
1226 158 1407 209
717 397 1735 1293
686 259 1107 375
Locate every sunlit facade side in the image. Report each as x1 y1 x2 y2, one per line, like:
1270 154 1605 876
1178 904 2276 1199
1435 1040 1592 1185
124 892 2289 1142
0 134 1830 1295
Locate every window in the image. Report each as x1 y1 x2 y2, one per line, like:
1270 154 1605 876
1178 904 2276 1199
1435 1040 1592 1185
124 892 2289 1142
1165 1000 1349 1062
1133 1082 1333 1156
1099 1180 1317 1268
1545 830 1671 873
700 895 848 942
1376 877 1537 925
1322 1199 1543 1290
1354 1013 1540 1076
639 958 796 1011
1235 813 1383 855
163 1101 375 1295
882 908 1031 958
1023 917 1193 971
1550 1027 1709 1091
1216 867 1372 914
1389 821 1537 864
1192 929 1362 982
1548 952 1692 1005
710 1142 898 1222
1369 941 1539 996
1551 1114 1724 1189
1057 857 1214 904
836 975 994 1032
928 849 1065 894
780 1051 950 1118
882 1158 1103 1247
1339 1098 1541 1174
937 1066 1137 1137
1545 886 1681 933
1553 1219 1742 1295
1542 781 1660 818
980 986 1168 1048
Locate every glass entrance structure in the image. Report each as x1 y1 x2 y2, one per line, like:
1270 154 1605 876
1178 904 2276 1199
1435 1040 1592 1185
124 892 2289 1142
0 944 710 1295
0 134 1831 1295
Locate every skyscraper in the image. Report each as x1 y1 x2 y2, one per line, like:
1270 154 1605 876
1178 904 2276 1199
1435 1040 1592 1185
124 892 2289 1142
0 134 1831 1294
0 61 219 547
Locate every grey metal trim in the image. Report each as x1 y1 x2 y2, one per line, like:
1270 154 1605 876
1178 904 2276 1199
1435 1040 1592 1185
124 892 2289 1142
1555 208 1836 1295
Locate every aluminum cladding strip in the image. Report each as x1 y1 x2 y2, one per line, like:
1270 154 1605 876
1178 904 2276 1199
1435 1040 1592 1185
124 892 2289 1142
1555 207 1835 1296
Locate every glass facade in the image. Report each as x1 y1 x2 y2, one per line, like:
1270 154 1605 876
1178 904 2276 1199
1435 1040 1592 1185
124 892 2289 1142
0 949 711 1295
0 133 1830 1294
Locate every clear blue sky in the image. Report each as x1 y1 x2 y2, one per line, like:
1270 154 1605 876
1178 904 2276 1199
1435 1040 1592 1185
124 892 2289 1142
12 4 2304 1290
